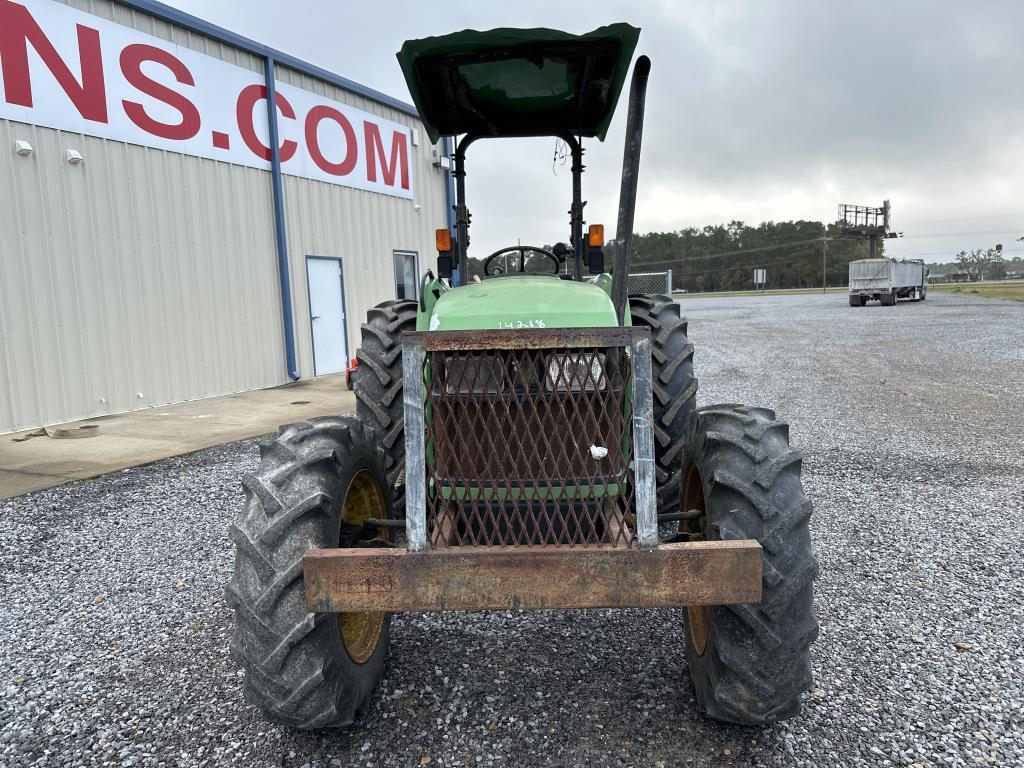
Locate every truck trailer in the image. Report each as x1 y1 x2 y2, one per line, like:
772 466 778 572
848 258 928 306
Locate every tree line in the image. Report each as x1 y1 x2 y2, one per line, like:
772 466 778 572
927 249 1021 280
459 222 1024 290
460 219 878 290
624 221 875 292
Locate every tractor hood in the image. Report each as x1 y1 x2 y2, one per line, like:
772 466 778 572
428 275 617 331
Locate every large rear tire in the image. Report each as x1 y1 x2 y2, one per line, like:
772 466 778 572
628 294 698 516
681 404 818 725
226 416 391 728
354 299 418 518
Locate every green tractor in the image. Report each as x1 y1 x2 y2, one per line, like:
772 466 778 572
227 24 818 729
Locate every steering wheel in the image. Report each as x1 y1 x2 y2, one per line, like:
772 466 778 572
483 246 562 276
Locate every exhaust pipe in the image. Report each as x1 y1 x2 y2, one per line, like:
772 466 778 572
612 55 651 326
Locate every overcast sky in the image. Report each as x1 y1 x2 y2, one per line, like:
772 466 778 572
166 0 1024 263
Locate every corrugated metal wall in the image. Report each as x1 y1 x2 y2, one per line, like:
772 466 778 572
277 64 449 379
0 0 447 433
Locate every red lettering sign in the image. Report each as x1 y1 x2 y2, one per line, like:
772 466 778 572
305 105 357 176
0 0 107 122
0 0 414 198
364 121 409 190
235 83 297 162
119 44 200 140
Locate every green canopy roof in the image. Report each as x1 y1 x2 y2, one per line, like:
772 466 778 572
397 24 640 144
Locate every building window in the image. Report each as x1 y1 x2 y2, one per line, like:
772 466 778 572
394 250 419 301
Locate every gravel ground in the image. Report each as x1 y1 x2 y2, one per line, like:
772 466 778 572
2 291 1022 768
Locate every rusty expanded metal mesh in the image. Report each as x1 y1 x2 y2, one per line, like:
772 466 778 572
420 332 638 548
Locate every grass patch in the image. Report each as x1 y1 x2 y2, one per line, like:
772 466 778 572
930 283 1024 302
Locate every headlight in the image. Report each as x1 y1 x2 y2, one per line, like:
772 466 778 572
443 355 505 394
545 352 607 392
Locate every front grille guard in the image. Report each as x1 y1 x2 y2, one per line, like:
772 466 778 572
402 327 656 550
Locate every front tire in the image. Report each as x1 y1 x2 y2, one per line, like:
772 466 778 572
226 416 391 728
681 405 818 725
629 294 698 517
354 299 418 518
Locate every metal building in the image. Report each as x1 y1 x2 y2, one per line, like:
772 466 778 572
0 0 452 434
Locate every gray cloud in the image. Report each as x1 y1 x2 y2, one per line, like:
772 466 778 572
165 0 1024 261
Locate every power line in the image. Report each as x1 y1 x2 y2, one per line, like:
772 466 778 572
900 212 1024 226
632 227 1024 272
894 248 1024 258
901 227 1024 239
630 223 1024 277
634 236 830 270
674 248 824 278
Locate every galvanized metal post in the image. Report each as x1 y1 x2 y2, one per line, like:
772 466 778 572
631 332 658 547
401 336 427 551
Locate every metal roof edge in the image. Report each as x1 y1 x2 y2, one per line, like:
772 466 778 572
112 0 420 120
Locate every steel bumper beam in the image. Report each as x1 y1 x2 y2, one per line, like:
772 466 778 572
303 540 762 613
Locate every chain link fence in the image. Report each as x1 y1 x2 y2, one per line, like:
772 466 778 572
627 270 672 296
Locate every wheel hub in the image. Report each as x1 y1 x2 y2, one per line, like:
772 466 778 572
337 470 387 664
682 461 710 657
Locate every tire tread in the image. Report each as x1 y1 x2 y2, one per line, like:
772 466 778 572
227 415 389 728
684 404 818 725
353 299 417 517
629 293 698 516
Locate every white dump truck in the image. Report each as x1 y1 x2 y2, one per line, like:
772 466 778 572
848 258 928 306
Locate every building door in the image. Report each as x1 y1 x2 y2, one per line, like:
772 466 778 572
394 250 419 301
306 256 348 376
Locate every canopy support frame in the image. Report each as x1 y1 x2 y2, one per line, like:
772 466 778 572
454 132 584 281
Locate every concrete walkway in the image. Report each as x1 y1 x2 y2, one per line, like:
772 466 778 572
0 375 354 499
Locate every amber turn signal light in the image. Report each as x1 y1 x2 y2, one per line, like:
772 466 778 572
588 224 604 247
435 228 452 252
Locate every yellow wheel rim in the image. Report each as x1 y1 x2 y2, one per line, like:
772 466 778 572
337 470 387 664
338 610 385 665
682 461 710 657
